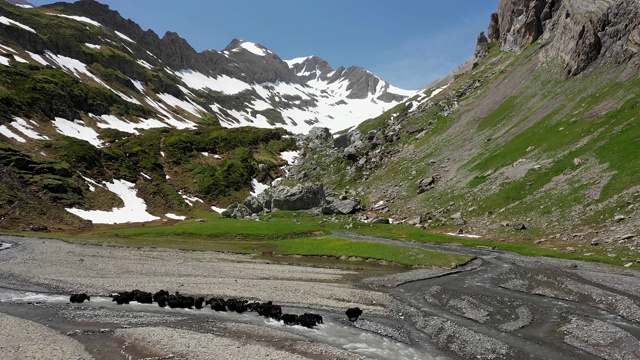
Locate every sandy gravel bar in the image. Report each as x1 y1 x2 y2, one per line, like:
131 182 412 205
117 327 310 360
0 312 93 360
116 326 368 360
0 236 390 312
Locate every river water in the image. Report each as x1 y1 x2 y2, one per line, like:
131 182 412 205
1 236 640 359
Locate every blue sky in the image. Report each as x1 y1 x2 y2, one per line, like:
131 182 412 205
29 0 500 90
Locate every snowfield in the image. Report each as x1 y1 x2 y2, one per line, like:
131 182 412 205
65 179 160 224
53 117 103 147
0 15 36 33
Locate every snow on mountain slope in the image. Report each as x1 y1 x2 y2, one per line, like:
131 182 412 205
0 2 418 137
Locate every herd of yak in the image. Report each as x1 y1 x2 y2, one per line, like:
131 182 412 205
69 290 364 328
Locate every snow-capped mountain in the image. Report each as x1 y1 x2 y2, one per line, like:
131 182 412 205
0 0 416 134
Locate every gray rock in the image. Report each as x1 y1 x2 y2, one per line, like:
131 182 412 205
417 176 436 194
308 127 332 142
224 203 253 219
322 198 361 215
615 215 626 222
474 31 489 59
243 196 263 213
343 148 359 161
261 183 326 211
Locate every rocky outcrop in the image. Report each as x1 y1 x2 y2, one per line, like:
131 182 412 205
496 0 556 52
241 183 326 213
474 32 490 60
488 13 501 41
289 56 335 83
494 0 640 76
322 198 361 215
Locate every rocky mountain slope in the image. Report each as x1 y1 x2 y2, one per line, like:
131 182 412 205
288 0 639 249
0 0 414 230
0 0 413 134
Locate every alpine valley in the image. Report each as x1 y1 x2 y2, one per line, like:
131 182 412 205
2 1 640 360
0 0 638 250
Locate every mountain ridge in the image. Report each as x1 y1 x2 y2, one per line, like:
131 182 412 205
284 0 639 251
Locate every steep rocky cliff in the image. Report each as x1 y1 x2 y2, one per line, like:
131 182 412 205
491 0 640 76
289 0 640 250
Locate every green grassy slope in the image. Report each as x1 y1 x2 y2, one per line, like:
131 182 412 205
295 40 639 248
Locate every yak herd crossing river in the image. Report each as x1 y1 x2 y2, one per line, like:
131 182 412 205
1 236 640 359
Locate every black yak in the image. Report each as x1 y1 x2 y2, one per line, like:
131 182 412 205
69 293 90 303
346 307 363 322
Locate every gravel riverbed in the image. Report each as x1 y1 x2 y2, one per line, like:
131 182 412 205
2 234 640 360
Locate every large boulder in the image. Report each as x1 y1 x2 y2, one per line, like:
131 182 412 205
308 127 332 142
322 198 361 215
260 183 326 211
417 176 436 194
243 196 263 213
223 203 253 219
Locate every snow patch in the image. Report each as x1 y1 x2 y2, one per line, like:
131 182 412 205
25 51 49 66
84 43 101 49
93 114 166 135
136 59 153 69
236 41 270 56
114 31 135 43
0 16 36 33
0 43 18 53
280 151 299 165
13 55 28 63
66 179 160 224
0 125 26 142
0 55 10 66
211 206 226 214
250 178 270 197
284 56 313 68
44 51 141 105
48 13 102 27
53 117 103 147
165 213 186 221
177 70 252 95
180 191 203 206
10 117 49 140
157 93 205 117
131 79 145 93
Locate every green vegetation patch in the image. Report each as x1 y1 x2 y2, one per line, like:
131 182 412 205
272 237 471 268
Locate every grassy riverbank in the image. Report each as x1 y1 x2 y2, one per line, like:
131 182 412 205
11 210 631 268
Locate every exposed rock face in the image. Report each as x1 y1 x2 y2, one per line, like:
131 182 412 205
494 0 640 76
289 56 334 83
221 39 301 84
488 13 501 41
417 176 436 194
246 183 326 212
497 0 554 52
475 32 490 60
308 127 333 143
322 198 361 215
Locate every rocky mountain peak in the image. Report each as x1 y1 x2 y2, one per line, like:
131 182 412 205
287 56 335 82
220 39 300 84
